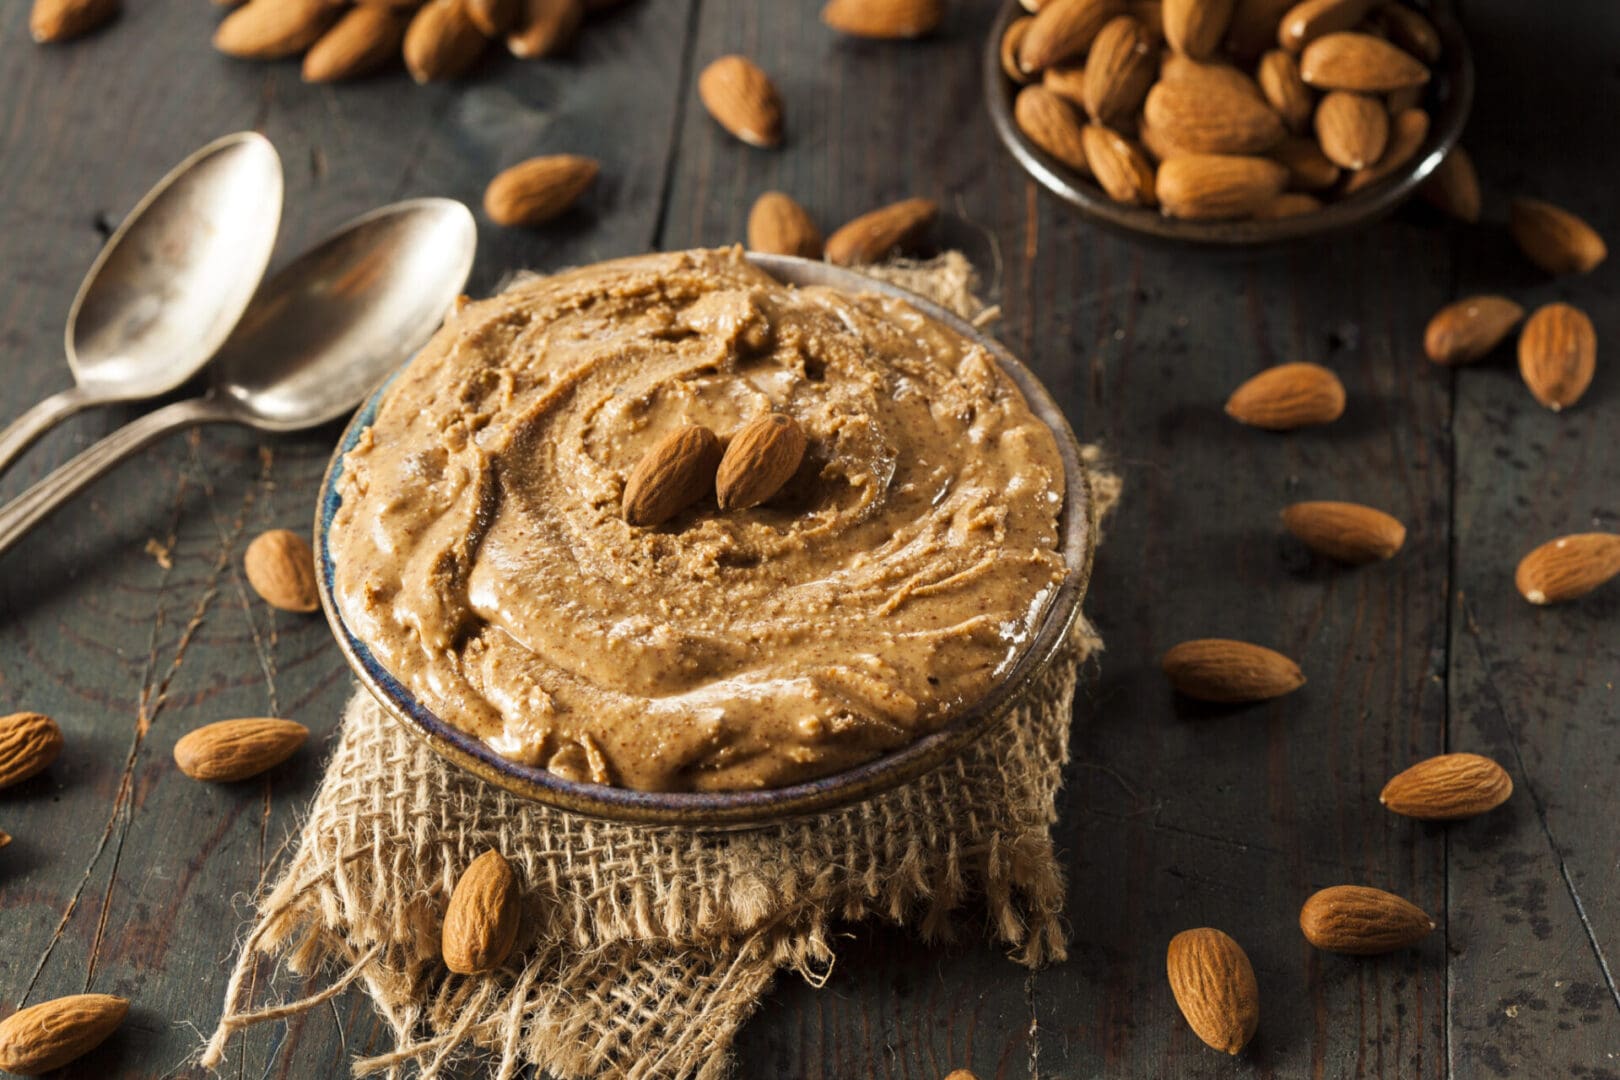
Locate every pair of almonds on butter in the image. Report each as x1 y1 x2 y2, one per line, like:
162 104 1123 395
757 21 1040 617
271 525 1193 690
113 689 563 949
622 413 808 527
746 191 940 267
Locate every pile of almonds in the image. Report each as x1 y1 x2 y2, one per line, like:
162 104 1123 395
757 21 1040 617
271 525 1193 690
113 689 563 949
1001 0 1446 220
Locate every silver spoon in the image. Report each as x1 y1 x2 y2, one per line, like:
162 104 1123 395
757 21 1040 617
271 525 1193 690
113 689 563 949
0 197 477 560
0 131 284 477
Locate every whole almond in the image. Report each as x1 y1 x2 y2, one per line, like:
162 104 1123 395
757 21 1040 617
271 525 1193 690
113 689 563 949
1156 154 1288 219
1161 639 1304 702
1082 125 1157 206
403 0 486 82
1276 0 1375 52
483 155 599 226
717 414 808 511
1381 752 1512 820
1299 31 1429 91
698 55 783 148
1423 295 1523 365
1083 15 1157 126
214 0 337 58
1163 0 1235 58
303 6 407 82
1509 198 1607 276
1018 0 1125 73
1281 500 1405 563
1015 85 1092 174
174 718 309 782
1225 361 1345 428
1001 17 1035 82
1143 78 1285 154
1517 302 1596 412
821 0 943 38
1341 105 1426 193
465 0 516 35
0 713 63 790
0 994 128 1075
1418 145 1481 223
1299 885 1434 954
825 197 938 266
244 529 319 613
443 850 521 975
1257 49 1313 132
1515 533 1620 605
1224 0 1293 58
29 0 118 42
1166 928 1259 1055
747 192 822 259
1314 90 1387 169
1371 2 1439 62
1269 135 1340 189
622 425 723 527
1158 53 1265 99
506 0 583 58
1252 191 1322 218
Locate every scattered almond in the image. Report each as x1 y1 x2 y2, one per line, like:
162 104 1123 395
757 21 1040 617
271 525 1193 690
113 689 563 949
29 0 118 43
717 414 808 511
698 55 784 148
1001 16 1035 83
1082 125 1157 205
1281 500 1406 563
0 994 128 1075
174 718 309 782
1341 105 1426 193
483 155 599 226
1276 0 1376 53
303 5 408 82
1156 154 1288 219
1083 14 1158 127
622 425 723 527
1018 0 1125 73
1299 885 1434 954
1422 295 1523 365
1224 361 1345 429
1380 752 1512 820
1417 145 1481 223
506 0 583 58
1143 77 1285 154
1015 85 1092 174
821 0 943 38
1509 197 1608 276
1166 928 1259 1055
403 0 486 82
1299 31 1429 91
1269 135 1340 190
747 192 822 259
1161 638 1304 702
1517 302 1596 412
825 197 938 266
244 529 320 613
1514 533 1620 605
0 713 63 791
442 850 522 975
1313 90 1387 169
214 0 337 59
1256 49 1313 132
1162 0 1235 58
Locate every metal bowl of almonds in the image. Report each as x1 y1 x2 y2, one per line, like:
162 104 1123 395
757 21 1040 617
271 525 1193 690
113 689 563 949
985 0 1474 245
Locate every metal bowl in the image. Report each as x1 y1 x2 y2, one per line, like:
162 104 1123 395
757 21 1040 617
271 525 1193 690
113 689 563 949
314 253 1095 828
984 0 1475 246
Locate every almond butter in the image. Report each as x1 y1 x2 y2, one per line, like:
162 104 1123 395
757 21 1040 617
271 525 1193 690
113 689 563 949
1341 105 1426 193
1156 153 1288 219
442 850 521 975
1225 361 1344 428
1509 197 1608 276
465 0 516 35
303 5 408 82
1001 16 1035 82
1517 302 1596 412
1423 295 1523 365
1083 15 1157 126
824 197 938 266
403 0 486 82
1256 49 1313 132
1418 144 1481 223
1166 928 1259 1055
1299 30 1429 91
29 0 118 42
1276 0 1375 52
717 414 808 511
214 0 337 58
1371 2 1439 62
1281 500 1405 563
1380 752 1512 820
174 718 309 782
821 0 943 38
1515 532 1620 605
747 191 822 259
0 713 63 790
1082 124 1157 205
698 54 783 148
1018 0 1125 73
1161 638 1304 702
506 0 582 58
1269 135 1340 189
1015 84 1092 173
1224 0 1293 58
0 994 128 1075
1313 90 1387 169
1299 885 1434 954
621 425 723 527
1163 0 1235 57
1143 77 1285 154
244 529 319 613
1252 191 1322 218
483 154 599 226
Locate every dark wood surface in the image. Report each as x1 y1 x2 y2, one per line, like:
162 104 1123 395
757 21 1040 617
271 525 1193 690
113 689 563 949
2 1 1616 1077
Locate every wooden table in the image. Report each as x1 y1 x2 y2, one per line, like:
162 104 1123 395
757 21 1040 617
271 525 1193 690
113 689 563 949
2 1 1616 1076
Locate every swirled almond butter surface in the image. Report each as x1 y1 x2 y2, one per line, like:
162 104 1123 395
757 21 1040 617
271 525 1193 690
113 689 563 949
331 248 1066 792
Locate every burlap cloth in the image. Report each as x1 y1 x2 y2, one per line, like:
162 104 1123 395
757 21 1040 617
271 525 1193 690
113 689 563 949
201 256 1120 1079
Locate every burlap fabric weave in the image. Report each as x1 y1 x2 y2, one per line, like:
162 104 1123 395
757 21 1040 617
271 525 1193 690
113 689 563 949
202 257 1118 1079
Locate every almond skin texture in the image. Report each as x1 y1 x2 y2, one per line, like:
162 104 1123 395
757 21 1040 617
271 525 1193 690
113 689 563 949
1418 145 1481 223
1162 0 1235 58
698 55 783 148
1166 928 1259 1055
1299 885 1434 954
1019 0 1125 73
0 713 63 790
30 0 118 42
1158 53 1265 99
244 529 319 613
717 414 808 511
1381 753 1512 820
821 0 943 38
825 198 938 265
303 5 408 82
622 425 723 527
1269 135 1340 190
1341 105 1426 193
214 0 337 58
506 0 583 58
403 0 486 82
1082 125 1157 206
1281 500 1406 563
443 850 521 975
1515 533 1620 605
1423 295 1523 365
174 718 309 782
1162 639 1304 702
1225 361 1345 429
0 994 129 1075
1277 0 1376 52
1518 302 1596 412
484 155 599 226
1299 31 1429 91
1509 198 1608 275
1257 49 1313 132
1156 154 1288 219
1015 85 1092 174
1314 90 1387 169
1083 15 1157 126
747 192 822 259
1143 78 1285 154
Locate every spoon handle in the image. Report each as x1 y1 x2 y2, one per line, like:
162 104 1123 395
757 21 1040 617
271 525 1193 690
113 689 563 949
0 396 230 562
0 386 96 479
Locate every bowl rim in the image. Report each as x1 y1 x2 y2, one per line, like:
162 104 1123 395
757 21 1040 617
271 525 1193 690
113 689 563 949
984 0 1476 247
314 252 1094 828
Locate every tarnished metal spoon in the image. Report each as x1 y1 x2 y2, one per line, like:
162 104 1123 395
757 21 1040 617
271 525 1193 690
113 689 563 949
0 132 284 477
0 198 477 560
